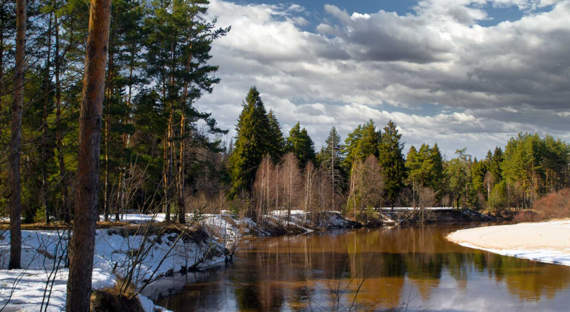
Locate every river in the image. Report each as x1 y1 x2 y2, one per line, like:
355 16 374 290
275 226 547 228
159 225 570 311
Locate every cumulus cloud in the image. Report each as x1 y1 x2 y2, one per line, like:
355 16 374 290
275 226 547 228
198 0 570 157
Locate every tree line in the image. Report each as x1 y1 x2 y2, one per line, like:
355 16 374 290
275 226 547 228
1 0 229 225
229 87 570 221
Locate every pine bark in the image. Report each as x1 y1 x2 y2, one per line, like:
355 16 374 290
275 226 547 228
41 13 53 225
177 47 192 224
163 133 169 219
177 113 185 223
54 13 69 223
103 39 114 222
9 0 26 270
66 0 111 310
0 20 4 120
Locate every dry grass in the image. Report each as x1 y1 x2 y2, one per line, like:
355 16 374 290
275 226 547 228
90 286 144 312
514 188 570 222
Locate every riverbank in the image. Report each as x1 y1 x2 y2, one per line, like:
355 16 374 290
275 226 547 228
447 219 570 266
0 224 227 312
0 207 495 311
0 210 359 311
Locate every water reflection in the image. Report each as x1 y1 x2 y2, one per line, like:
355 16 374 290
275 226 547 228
161 226 570 311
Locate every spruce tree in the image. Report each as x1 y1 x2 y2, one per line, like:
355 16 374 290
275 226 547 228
343 124 363 170
267 110 285 162
405 145 422 207
428 144 444 200
357 120 381 159
378 120 406 207
229 87 272 199
287 122 315 167
319 127 344 210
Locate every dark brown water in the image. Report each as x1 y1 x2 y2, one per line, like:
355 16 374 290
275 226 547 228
159 226 570 311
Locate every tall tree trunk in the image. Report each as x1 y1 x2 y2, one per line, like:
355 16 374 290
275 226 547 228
66 1 111 311
9 0 26 270
177 45 192 224
331 137 335 211
287 165 293 222
125 43 135 147
103 40 114 222
164 44 176 222
177 113 185 223
54 13 69 223
0 21 4 128
166 107 173 222
115 171 123 221
41 13 53 225
103 114 109 221
163 133 169 220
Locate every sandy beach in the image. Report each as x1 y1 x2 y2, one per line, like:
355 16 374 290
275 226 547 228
447 219 570 266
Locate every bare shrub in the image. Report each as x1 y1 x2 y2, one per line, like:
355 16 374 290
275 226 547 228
514 188 570 222
280 153 302 220
347 155 384 221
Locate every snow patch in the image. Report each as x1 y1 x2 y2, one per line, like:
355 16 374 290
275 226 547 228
455 242 570 266
0 227 225 311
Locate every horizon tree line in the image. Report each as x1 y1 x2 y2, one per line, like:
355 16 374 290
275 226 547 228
230 87 570 220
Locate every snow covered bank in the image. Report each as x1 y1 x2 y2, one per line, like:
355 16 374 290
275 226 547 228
103 210 360 238
0 226 226 311
447 219 570 266
0 211 360 311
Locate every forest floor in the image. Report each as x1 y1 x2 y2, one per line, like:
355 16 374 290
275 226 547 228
447 219 570 266
0 210 359 311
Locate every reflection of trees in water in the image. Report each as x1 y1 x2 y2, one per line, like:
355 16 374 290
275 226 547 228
483 252 570 301
165 227 570 311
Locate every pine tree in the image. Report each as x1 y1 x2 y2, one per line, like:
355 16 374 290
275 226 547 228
343 124 363 170
343 120 381 170
286 122 315 167
144 0 228 221
9 0 26 270
66 0 111 310
488 147 503 183
405 145 422 207
357 120 381 159
429 143 444 198
378 120 406 207
267 110 285 162
319 127 344 210
406 143 444 206
102 0 145 221
502 133 569 208
229 87 272 199
445 148 471 208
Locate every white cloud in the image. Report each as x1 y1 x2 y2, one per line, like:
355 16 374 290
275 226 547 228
200 0 570 157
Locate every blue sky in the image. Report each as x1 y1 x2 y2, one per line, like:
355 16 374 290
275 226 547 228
231 0 417 13
231 0 419 22
199 0 570 158
231 0 530 27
